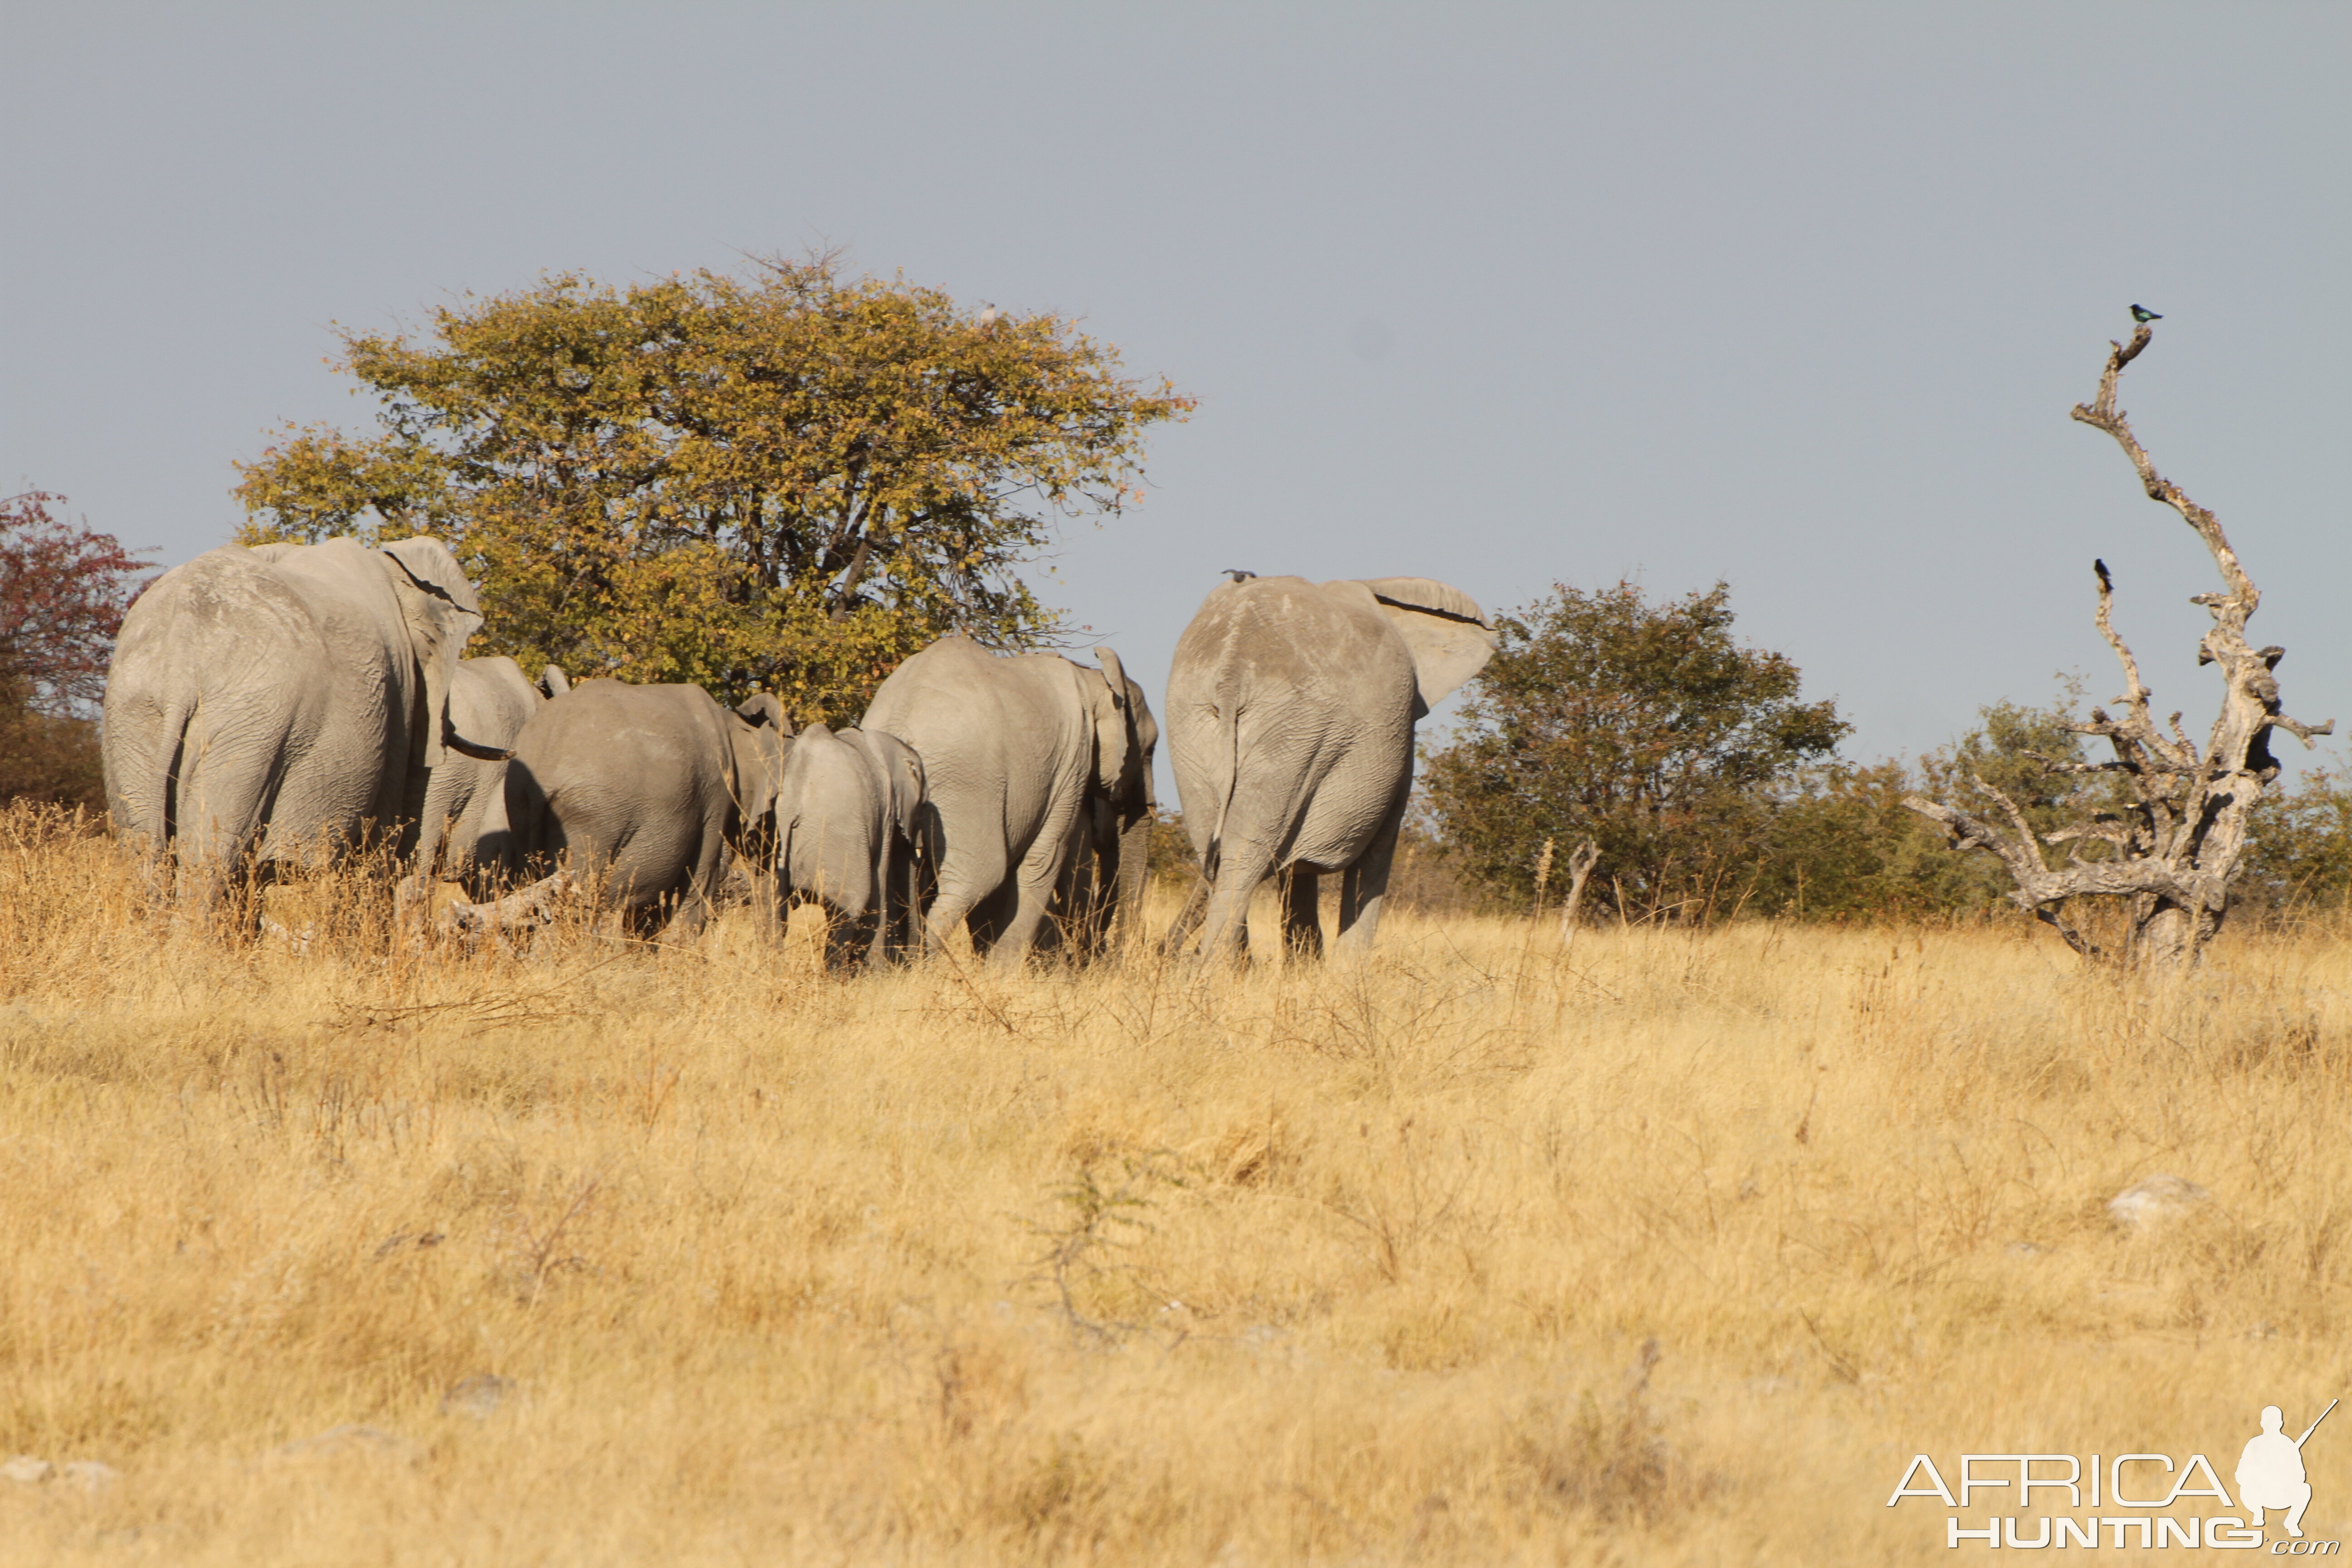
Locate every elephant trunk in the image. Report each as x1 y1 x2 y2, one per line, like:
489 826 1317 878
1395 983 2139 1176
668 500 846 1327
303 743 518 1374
419 649 454 770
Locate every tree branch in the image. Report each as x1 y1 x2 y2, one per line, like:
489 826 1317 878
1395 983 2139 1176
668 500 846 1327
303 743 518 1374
2071 324 2255 610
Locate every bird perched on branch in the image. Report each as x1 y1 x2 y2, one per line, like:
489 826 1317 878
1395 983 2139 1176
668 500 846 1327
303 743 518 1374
976 302 1001 334
2130 304 2162 323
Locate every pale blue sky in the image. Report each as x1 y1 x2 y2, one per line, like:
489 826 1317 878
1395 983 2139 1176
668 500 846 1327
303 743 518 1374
6 4 2348 781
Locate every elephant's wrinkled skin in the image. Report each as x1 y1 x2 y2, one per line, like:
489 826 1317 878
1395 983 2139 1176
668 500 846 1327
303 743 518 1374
862 636 1155 966
414 657 568 891
772 722 926 969
498 680 789 938
1043 662 1158 961
1164 575 1495 959
101 535 485 917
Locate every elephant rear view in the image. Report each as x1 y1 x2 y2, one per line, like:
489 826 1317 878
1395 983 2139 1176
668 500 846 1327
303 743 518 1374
862 635 1154 967
497 679 788 938
1165 575 1495 958
101 535 484 918
772 722 925 969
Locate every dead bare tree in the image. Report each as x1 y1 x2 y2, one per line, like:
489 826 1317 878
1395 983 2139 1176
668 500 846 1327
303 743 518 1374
1904 321 2332 969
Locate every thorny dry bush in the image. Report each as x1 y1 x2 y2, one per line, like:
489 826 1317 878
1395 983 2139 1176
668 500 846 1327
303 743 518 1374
4 799 2352 1563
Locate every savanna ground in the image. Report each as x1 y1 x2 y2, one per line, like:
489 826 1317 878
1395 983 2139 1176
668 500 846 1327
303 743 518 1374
4 802 2349 1564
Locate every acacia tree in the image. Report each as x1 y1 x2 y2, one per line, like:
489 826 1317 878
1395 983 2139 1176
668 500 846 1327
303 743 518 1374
1421 580 1847 921
0 492 151 806
235 253 1192 721
1904 323 2331 968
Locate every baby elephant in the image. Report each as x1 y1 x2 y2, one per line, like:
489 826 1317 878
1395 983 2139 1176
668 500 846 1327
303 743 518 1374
772 722 925 969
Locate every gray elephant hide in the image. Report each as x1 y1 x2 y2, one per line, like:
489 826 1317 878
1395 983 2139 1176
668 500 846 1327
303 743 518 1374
1163 574 1495 959
772 722 926 969
101 535 484 916
861 635 1155 966
1041 664 1159 962
488 680 789 938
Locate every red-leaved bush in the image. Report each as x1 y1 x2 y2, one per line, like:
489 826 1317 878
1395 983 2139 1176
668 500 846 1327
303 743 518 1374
1 492 151 807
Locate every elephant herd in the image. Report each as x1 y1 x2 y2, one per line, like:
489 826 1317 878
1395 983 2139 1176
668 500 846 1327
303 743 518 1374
99 538 1496 966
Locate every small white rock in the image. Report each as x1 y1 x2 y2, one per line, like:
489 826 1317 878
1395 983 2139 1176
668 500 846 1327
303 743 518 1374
59 1460 118 1493
1 1455 53 1485
2108 1174 2211 1230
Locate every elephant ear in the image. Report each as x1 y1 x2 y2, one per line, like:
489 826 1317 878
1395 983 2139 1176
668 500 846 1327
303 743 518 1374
1345 577 1498 709
1090 647 1130 711
1087 646 1146 804
735 692 791 735
381 536 484 618
539 665 571 699
377 536 486 768
728 694 790 820
852 729 926 843
886 738 926 841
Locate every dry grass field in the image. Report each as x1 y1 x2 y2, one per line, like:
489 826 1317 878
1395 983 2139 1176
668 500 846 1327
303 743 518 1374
5 800 2352 1564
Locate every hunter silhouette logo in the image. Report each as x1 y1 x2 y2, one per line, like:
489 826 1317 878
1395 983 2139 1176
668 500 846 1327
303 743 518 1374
2242 1400 2335 1539
1886 1396 2342 1550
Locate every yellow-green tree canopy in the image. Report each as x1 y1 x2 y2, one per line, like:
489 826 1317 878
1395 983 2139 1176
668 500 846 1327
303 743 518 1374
235 255 1192 720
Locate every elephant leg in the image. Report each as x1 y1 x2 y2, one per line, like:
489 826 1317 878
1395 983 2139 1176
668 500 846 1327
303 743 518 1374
989 811 1085 969
1161 878 1205 955
1280 865 1323 958
1336 802 1405 951
173 744 281 935
989 875 1057 968
964 881 1016 956
661 812 732 941
1198 837 1274 964
880 836 921 965
922 813 1008 958
826 907 879 972
631 894 677 941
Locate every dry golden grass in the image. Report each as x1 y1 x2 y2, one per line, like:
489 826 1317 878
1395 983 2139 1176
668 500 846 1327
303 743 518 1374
4 800 2352 1563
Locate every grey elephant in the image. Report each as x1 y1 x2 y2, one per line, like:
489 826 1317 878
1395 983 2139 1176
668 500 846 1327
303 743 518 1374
487 680 790 938
102 535 485 917
771 722 926 969
1163 575 1495 959
1039 661 1160 961
862 636 1156 966
413 657 570 892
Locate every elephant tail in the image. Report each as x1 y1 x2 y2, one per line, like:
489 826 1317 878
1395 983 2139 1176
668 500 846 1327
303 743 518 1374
1204 696 1243 881
774 810 797 903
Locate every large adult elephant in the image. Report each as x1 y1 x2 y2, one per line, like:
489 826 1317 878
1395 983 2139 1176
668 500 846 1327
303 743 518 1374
102 535 486 916
771 722 926 969
861 636 1155 966
413 657 570 892
485 680 790 938
1164 575 1496 959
